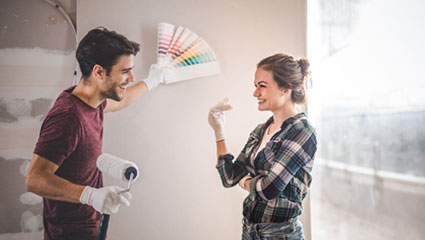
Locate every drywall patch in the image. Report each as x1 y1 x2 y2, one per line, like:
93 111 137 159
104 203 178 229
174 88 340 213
19 193 42 206
0 100 17 123
0 149 33 160
5 98 31 118
0 97 53 123
0 156 34 233
0 156 28 162
20 211 42 233
19 160 31 177
30 98 52 117
0 47 75 66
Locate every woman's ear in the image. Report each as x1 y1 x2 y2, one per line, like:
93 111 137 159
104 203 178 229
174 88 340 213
282 88 291 96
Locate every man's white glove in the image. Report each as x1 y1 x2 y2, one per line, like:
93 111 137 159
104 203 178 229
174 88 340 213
208 97 233 141
79 186 132 214
142 64 168 91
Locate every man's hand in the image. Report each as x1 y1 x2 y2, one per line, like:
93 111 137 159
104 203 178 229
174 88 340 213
79 186 132 214
142 64 168 91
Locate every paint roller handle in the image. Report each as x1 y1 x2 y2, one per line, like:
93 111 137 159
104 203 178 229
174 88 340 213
79 186 132 214
124 166 138 181
119 171 136 194
97 180 133 240
97 214 110 240
96 165 137 240
97 186 133 240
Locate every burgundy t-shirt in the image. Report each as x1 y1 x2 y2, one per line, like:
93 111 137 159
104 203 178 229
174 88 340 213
34 86 106 239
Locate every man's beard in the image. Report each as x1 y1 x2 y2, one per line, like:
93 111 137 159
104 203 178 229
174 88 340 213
101 76 123 102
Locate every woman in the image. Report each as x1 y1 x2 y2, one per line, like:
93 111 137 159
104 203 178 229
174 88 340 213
208 53 317 240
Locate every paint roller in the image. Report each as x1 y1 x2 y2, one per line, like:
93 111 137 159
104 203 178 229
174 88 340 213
96 153 139 240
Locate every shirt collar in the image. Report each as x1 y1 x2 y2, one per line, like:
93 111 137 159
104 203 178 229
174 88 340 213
250 112 307 141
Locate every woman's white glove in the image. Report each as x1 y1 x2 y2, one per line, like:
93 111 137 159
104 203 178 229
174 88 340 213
142 64 168 91
208 97 233 141
79 186 132 214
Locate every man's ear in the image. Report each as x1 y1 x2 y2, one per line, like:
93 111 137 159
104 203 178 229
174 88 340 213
92 64 105 80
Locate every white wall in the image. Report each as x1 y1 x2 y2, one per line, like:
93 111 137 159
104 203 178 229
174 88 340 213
77 0 308 239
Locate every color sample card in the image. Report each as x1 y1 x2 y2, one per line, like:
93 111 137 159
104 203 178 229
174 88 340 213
157 23 175 67
156 22 220 84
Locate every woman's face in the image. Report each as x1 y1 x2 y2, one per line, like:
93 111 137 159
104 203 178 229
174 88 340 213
253 67 290 112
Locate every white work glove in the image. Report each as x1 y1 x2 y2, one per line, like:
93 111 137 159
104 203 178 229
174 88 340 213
79 186 132 215
238 175 252 191
208 97 233 141
142 64 167 91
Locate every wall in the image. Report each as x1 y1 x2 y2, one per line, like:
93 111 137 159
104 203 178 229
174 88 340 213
0 0 75 237
0 0 308 239
78 0 308 239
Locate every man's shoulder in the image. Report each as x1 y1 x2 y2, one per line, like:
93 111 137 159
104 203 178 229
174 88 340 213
50 93 78 114
44 93 82 125
45 106 80 126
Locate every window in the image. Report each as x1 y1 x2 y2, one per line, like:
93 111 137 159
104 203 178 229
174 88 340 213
307 0 425 239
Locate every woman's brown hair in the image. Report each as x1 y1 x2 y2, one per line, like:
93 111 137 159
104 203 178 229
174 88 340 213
257 53 311 104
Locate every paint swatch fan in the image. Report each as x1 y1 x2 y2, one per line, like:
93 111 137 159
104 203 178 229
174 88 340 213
157 22 220 84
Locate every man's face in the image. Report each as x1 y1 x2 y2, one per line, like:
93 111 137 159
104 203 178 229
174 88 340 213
101 54 135 101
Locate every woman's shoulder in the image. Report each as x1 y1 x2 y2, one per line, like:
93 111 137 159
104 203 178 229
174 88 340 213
248 123 264 140
250 116 273 135
283 113 316 138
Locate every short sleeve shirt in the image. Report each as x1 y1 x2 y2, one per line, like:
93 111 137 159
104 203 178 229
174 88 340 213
33 86 106 239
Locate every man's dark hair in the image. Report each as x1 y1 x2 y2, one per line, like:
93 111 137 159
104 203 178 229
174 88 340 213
76 27 140 78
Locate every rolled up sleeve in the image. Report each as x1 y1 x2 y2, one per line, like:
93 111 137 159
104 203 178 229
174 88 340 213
216 153 248 188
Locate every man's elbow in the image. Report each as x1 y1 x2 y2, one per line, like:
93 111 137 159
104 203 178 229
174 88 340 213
25 171 38 193
25 173 33 192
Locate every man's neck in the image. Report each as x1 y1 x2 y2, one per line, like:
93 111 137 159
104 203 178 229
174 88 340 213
71 79 104 108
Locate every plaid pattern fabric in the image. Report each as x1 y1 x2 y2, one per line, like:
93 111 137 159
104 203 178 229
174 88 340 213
216 113 317 223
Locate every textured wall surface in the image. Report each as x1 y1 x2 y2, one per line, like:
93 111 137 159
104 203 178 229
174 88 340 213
0 0 76 235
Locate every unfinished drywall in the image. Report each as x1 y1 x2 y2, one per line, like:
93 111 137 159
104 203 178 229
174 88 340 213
0 0 309 239
0 0 75 51
77 0 308 239
0 0 76 236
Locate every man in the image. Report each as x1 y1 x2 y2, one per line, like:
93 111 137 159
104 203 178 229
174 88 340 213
25 27 163 239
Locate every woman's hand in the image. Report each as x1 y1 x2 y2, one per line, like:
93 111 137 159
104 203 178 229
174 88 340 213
238 175 252 192
208 97 233 141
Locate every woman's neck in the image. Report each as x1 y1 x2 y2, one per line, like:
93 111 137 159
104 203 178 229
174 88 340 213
270 103 296 131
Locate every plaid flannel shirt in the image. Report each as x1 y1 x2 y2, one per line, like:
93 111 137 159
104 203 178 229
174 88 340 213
216 113 317 223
